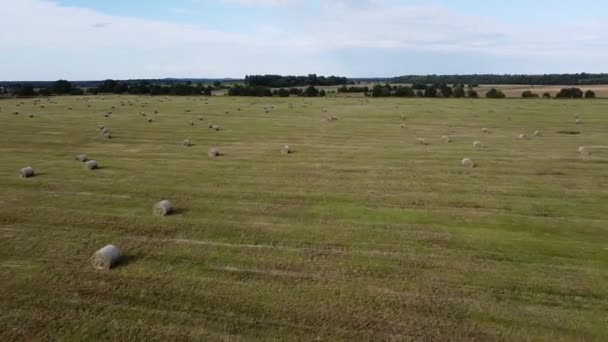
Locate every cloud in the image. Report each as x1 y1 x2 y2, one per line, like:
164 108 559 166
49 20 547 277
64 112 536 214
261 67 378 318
0 0 606 79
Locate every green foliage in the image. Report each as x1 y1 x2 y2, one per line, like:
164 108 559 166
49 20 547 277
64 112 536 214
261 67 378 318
485 88 506 99
303 85 319 97
453 86 466 98
245 74 348 87
555 88 583 99
543 92 552 99
585 90 596 98
53 80 72 95
228 85 272 97
522 90 539 98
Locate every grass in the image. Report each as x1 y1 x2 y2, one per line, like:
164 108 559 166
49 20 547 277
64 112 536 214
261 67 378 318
0 95 607 340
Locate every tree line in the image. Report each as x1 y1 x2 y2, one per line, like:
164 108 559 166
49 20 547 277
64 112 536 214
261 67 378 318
244 74 349 88
229 85 326 97
368 84 479 98
389 73 608 86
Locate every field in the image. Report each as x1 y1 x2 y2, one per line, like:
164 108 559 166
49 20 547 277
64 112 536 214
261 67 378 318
1 95 607 341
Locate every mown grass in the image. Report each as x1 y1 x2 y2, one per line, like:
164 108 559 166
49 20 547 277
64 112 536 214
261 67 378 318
1 95 607 341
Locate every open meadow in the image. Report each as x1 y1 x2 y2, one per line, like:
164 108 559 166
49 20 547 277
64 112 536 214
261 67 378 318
1 95 607 340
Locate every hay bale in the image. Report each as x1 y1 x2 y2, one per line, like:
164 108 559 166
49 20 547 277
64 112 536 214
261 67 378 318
461 158 476 168
28 114 34 118
154 110 158 114
473 141 484 148
212 125 220 131
198 116 204 121
147 118 153 123
183 139 192 147
103 132 112 139
578 146 589 155
76 154 89 162
481 128 489 133
85 160 98 170
400 124 406 129
189 121 194 126
441 135 452 143
576 119 583 125
281 145 291 154
208 148 221 157
91 244 122 270
20 167 35 178
100 127 109 134
518 133 528 140
533 130 541 137
416 138 429 145
186 108 191 112
153 200 174 216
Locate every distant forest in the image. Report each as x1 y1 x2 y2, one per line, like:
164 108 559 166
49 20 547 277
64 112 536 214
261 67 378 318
244 74 349 87
3 73 608 89
385 73 608 86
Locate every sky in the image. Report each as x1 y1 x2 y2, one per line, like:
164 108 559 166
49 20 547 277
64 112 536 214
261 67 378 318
1 0 607 80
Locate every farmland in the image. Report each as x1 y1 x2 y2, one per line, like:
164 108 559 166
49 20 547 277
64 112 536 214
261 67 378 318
1 95 607 340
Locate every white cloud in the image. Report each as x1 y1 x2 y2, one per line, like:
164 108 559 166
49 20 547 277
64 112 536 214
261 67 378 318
0 0 606 79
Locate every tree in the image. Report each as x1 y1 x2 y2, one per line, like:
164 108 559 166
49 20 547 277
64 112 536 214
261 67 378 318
38 88 52 96
213 81 222 88
424 85 438 98
393 86 415 97
15 84 36 97
304 86 319 97
440 84 453 98
53 80 72 94
542 92 552 99
277 88 290 97
585 90 596 98
70 87 84 95
555 87 583 99
485 88 506 99
319 89 327 97
522 90 539 98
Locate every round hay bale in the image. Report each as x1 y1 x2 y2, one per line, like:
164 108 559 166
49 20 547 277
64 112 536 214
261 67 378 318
147 118 153 123
28 114 35 118
400 124 406 129
441 135 452 143
416 138 428 145
208 148 221 157
473 141 484 148
576 119 583 125
99 127 108 134
189 121 194 126
186 108 191 112
461 158 476 168
76 154 89 162
91 244 122 270
578 146 589 155
198 116 204 121
154 110 158 114
518 133 528 140
13 111 19 115
533 130 541 137
20 167 35 178
85 160 98 170
103 132 112 139
212 125 220 131
154 200 174 216
183 139 192 147
281 145 291 154
481 128 489 134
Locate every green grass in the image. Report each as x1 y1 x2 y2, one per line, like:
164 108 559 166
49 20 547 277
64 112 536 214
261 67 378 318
1 95 607 340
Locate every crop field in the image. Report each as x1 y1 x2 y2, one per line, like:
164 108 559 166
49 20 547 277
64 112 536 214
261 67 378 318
1 95 607 340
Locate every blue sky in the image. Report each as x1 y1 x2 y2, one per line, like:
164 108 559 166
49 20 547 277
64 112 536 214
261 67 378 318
1 0 607 80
